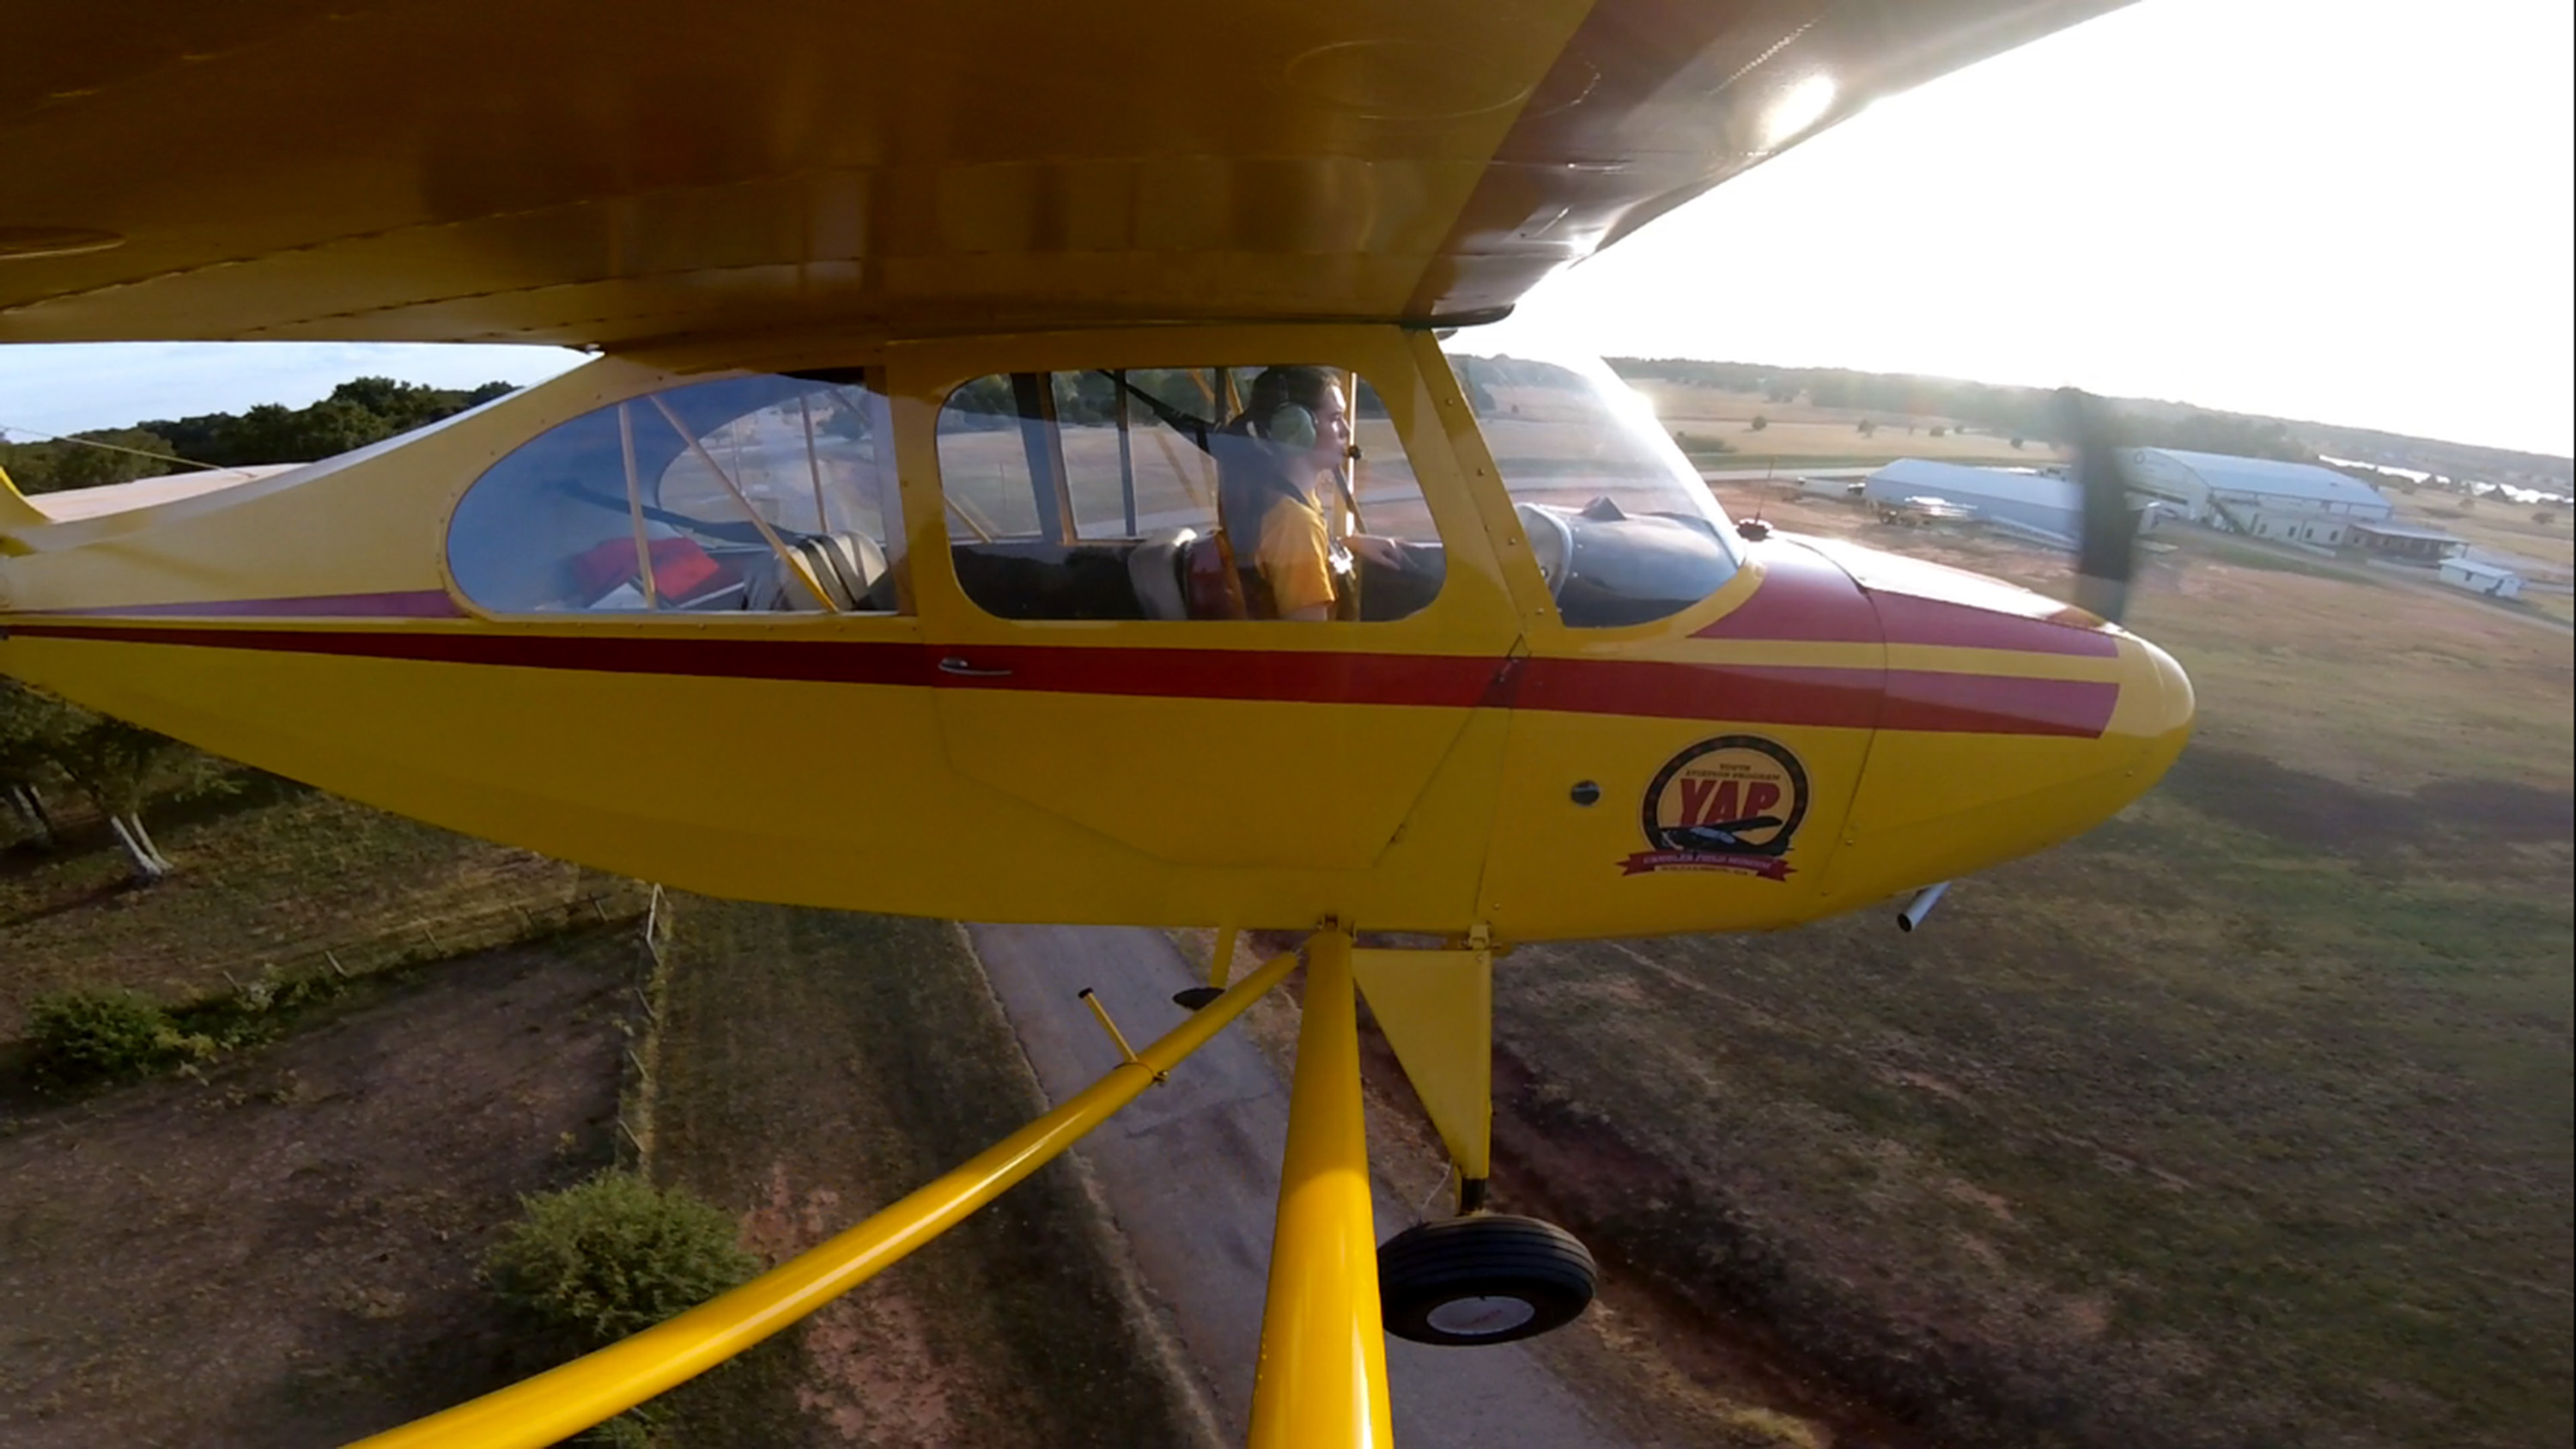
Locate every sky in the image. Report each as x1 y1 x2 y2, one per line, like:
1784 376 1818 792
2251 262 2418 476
0 0 2567 458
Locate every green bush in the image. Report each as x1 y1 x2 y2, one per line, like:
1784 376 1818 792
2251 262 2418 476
484 1173 760 1349
26 988 210 1084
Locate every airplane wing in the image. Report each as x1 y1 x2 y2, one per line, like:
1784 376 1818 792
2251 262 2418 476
0 0 2125 349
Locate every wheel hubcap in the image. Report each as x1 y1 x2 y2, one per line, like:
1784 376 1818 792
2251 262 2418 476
1425 1294 1537 1337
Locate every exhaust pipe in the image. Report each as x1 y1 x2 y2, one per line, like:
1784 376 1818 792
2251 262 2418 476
1896 881 1950 933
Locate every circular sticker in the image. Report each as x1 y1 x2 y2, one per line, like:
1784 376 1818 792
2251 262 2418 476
1624 736 1809 879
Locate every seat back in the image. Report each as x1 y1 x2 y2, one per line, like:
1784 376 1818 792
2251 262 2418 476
1127 529 1195 620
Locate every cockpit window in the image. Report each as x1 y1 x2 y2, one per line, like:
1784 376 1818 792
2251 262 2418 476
933 366 1443 624
447 372 904 616
1440 333 1741 628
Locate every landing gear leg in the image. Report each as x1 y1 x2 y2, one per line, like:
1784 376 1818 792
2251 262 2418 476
1173 923 1236 1011
1355 939 1598 1348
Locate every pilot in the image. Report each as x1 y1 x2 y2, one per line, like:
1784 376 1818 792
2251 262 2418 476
1215 366 1404 620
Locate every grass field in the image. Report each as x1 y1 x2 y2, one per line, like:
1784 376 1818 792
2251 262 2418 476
2387 494 2573 575
1633 380 2054 471
1474 492 2574 1447
0 772 611 1038
644 899 1212 1448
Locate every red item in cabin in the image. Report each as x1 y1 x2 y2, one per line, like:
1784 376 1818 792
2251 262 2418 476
572 535 727 603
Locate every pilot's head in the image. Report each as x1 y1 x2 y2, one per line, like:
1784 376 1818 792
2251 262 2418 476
1244 365 1352 473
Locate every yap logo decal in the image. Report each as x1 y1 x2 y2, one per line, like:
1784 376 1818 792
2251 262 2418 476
1622 735 1809 879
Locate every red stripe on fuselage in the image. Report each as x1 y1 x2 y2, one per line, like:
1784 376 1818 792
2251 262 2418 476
0 623 2114 737
1513 658 1883 730
1870 592 2119 658
1881 670 2117 738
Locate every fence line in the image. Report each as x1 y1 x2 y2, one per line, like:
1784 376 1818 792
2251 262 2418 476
616 884 674 1173
231 881 656 995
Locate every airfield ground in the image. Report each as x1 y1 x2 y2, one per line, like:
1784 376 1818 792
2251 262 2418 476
1626 380 2048 474
0 795 1207 1446
2 460 2568 1447
0 928 640 1446
640 901 1210 1448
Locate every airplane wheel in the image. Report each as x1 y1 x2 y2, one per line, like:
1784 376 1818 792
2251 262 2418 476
1378 1214 1596 1346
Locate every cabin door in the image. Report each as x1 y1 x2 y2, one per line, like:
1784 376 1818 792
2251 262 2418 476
906 342 1521 871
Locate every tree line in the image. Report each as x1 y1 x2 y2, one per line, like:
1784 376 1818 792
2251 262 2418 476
1607 357 2312 462
1 375 516 494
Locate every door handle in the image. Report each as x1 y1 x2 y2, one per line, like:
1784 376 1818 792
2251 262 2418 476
938 654 1013 678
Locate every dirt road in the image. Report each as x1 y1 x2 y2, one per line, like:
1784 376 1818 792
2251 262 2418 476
969 922 1628 1448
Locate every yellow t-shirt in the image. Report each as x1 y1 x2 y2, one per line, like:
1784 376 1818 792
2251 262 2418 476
1255 494 1340 618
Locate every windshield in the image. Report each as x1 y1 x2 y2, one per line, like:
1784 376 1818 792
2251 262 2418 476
1439 328 1741 627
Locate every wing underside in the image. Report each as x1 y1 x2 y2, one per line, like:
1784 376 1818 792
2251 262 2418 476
0 0 2123 349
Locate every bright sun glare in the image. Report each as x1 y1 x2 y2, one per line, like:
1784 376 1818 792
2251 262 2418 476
0 1 2567 457
1761 74 1838 150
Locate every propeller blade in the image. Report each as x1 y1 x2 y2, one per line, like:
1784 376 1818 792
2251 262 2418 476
2057 387 2139 624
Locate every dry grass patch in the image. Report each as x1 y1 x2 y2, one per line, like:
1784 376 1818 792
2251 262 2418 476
647 902 1210 1449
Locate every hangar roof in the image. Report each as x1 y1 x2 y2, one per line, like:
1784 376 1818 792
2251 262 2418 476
2348 520 2461 543
1864 458 2079 510
2139 449 2391 509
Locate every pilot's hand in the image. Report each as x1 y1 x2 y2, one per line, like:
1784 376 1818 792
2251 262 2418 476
1346 534 1406 570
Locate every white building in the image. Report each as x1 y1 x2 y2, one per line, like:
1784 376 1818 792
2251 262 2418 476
2237 511 2348 547
1862 459 2083 545
2120 448 2393 528
2439 558 2524 599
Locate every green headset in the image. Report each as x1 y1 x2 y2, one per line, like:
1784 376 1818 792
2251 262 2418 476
1259 400 1318 452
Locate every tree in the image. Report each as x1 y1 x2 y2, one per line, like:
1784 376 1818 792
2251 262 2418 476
140 377 519 467
0 681 71 849
0 428 181 494
26 695 181 883
1856 418 1878 437
1749 415 1769 433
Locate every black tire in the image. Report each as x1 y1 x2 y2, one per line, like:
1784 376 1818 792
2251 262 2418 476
1378 1214 1596 1347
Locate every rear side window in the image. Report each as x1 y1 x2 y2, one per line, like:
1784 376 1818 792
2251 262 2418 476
933 366 1441 624
448 372 904 615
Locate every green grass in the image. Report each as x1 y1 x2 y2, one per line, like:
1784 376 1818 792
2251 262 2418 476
1497 774 2573 1449
1 770 623 1039
2179 530 2376 581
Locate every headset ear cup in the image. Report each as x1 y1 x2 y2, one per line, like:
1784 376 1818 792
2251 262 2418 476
1266 403 1316 452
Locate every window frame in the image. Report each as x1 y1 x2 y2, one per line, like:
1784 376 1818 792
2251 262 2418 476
438 363 916 625
891 326 1520 643
1429 335 1760 641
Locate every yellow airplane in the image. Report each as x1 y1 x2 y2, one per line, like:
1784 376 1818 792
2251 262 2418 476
0 3 2180 1445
